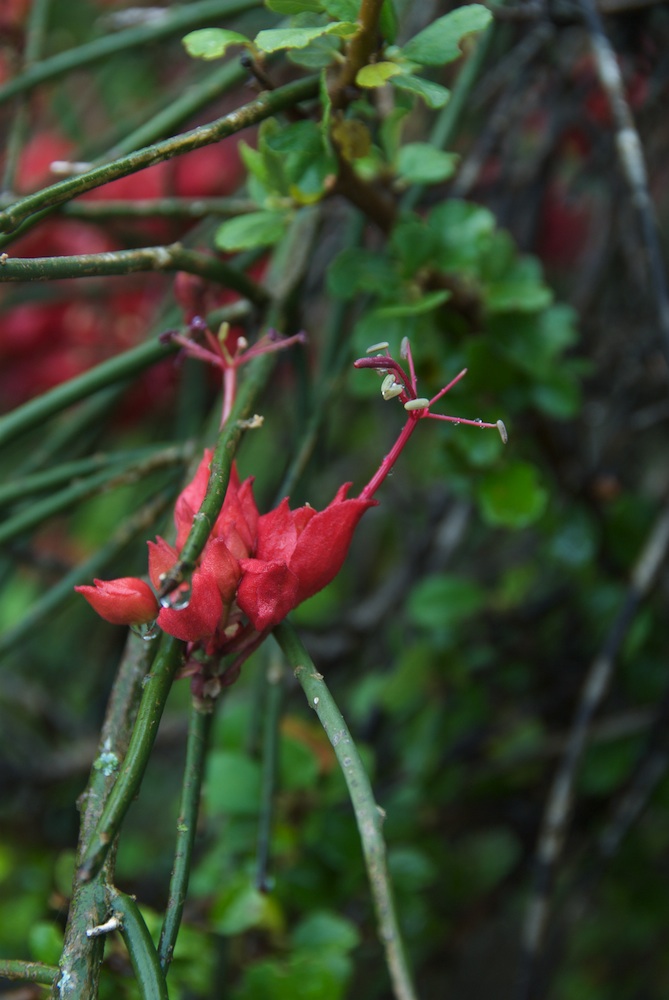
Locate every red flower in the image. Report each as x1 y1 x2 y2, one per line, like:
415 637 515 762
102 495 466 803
75 578 159 626
148 450 258 642
236 484 377 632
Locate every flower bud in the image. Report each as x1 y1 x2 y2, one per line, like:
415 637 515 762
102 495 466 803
75 577 159 626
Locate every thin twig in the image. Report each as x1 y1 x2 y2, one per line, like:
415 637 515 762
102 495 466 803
0 243 269 306
274 621 419 1000
515 504 669 1000
577 0 669 364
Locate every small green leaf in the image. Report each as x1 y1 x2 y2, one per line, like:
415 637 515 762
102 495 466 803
266 0 324 11
182 28 249 60
322 0 358 17
380 0 398 43
327 247 397 299
356 61 403 87
485 257 554 313
292 911 361 953
477 461 548 528
255 21 357 52
408 574 485 630
205 750 262 814
391 73 450 108
375 290 450 317
211 874 284 934
396 143 459 184
214 210 288 251
402 4 492 66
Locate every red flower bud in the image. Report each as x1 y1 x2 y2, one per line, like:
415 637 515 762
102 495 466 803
75 578 158 626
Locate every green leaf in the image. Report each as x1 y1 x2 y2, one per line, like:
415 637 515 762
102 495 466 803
390 219 441 274
485 256 554 313
211 873 284 934
375 290 450 317
402 4 492 66
356 61 403 88
396 143 459 184
477 461 548 528
408 574 485 630
182 28 249 60
322 0 358 17
266 0 324 11
327 247 397 299
380 0 398 43
391 73 450 108
292 911 361 953
214 210 288 251
205 750 262 815
255 21 357 52
29 921 64 966
264 119 336 200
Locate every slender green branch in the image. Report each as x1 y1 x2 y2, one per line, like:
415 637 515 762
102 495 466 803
0 0 261 105
0 337 176 449
99 59 248 162
109 889 169 1000
63 197 257 221
157 348 277 598
78 634 186 881
54 635 158 1000
256 652 284 891
0 960 58 985
0 444 189 545
0 243 269 304
273 621 418 1000
0 446 180 508
0 75 319 241
158 696 215 972
331 0 385 102
0 489 176 659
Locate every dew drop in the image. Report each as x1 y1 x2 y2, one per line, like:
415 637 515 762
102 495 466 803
313 696 320 707
131 620 159 641
159 581 192 611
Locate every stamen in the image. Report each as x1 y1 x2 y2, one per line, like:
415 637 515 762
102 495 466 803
404 397 430 411
382 382 404 401
400 336 410 359
366 341 390 354
497 419 508 444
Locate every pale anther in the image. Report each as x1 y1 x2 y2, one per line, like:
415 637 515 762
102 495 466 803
382 382 403 401
366 341 390 354
404 397 430 411
400 336 410 359
496 419 508 444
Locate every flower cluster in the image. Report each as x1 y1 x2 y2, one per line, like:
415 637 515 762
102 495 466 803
76 449 375 675
77 338 505 684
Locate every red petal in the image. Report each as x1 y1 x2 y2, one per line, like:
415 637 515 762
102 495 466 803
255 498 298 562
236 559 300 631
157 570 223 642
200 537 240 604
174 449 213 548
290 496 376 604
75 577 158 626
147 537 179 591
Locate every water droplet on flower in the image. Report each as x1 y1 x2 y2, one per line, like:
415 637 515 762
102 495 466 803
313 696 320 707
475 418 483 426
131 620 159 641
159 581 192 611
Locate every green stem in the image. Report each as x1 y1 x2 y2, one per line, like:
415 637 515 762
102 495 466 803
0 75 319 240
157 348 277 598
54 634 158 1000
0 337 177 449
0 243 268 304
0 0 262 105
78 633 186 881
256 652 284 891
0 960 58 985
63 197 257 221
109 889 169 1000
98 59 248 162
0 445 188 545
273 621 418 1000
0 490 176 660
0 446 179 508
158 696 214 972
